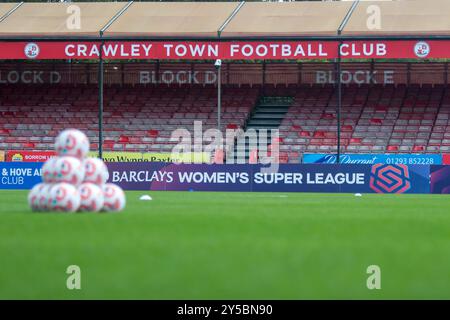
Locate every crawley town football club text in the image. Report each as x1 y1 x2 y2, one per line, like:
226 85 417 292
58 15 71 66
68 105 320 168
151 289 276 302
63 42 387 59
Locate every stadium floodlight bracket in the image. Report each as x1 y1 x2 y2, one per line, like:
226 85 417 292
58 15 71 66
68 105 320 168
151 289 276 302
337 0 360 36
0 2 24 24
217 1 245 38
99 1 134 37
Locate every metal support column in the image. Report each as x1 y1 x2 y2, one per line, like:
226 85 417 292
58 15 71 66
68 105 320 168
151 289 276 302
335 0 359 164
96 1 132 159
98 41 104 159
336 43 342 164
217 62 222 132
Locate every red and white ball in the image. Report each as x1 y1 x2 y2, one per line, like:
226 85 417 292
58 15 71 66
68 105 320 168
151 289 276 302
28 183 45 211
37 184 54 211
48 183 80 212
55 129 90 159
102 183 126 212
83 157 109 185
42 157 58 183
54 156 85 186
78 183 104 212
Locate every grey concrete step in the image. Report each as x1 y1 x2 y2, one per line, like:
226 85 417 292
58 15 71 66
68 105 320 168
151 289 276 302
254 107 290 113
252 113 286 119
247 119 281 126
228 96 292 163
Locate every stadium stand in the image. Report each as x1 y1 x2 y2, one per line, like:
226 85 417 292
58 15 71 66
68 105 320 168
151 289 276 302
1 80 450 163
276 84 449 161
0 84 258 154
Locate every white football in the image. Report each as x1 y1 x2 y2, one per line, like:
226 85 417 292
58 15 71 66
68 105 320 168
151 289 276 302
54 156 85 186
28 183 45 211
38 184 54 211
42 157 58 183
78 183 104 212
83 157 109 185
55 129 90 159
48 183 80 212
102 183 126 212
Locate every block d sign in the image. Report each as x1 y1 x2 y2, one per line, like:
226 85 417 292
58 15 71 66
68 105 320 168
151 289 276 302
0 70 61 84
139 70 217 85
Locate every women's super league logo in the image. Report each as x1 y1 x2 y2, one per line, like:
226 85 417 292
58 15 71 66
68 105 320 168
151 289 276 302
369 164 411 193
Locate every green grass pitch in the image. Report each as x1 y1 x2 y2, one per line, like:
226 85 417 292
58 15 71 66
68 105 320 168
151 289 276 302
1 190 450 299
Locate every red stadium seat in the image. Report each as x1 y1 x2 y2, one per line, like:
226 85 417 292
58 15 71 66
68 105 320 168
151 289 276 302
370 118 382 125
147 130 159 138
314 131 325 138
226 124 239 130
387 145 399 151
22 142 35 149
412 145 425 152
299 131 311 137
103 142 114 151
322 113 335 119
342 125 353 132
350 138 362 145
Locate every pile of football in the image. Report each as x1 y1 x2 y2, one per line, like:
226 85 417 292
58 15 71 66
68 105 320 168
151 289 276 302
27 129 126 213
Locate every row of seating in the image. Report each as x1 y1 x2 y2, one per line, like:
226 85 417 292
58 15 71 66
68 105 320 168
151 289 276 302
0 85 258 155
278 84 450 162
2 83 450 163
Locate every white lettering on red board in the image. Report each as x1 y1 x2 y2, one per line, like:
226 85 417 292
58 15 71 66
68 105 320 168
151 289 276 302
65 44 153 58
163 44 219 58
62 42 390 59
229 43 328 58
340 43 387 57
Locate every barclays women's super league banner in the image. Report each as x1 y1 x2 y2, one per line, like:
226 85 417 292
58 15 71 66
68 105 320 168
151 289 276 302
0 161 431 193
303 153 442 165
107 162 430 194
